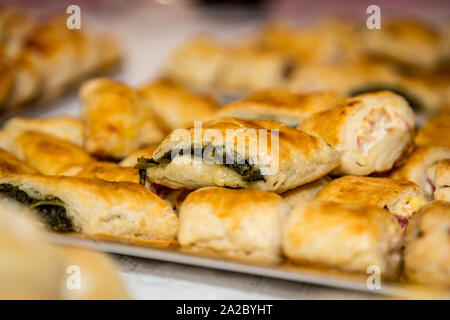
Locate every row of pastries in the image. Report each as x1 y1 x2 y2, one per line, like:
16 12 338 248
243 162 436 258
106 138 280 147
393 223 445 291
0 72 449 290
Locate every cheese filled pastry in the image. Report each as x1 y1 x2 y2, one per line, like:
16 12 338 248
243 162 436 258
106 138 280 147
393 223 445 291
80 78 165 159
299 91 415 176
215 89 342 127
281 176 331 209
415 110 450 148
315 176 428 227
434 159 450 201
282 200 403 278
404 201 450 288
178 187 287 264
0 174 179 241
138 79 218 131
137 117 340 193
0 148 38 175
166 36 229 88
390 146 450 197
0 116 84 152
12 131 93 176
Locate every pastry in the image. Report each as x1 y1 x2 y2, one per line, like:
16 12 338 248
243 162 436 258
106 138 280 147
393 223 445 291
415 110 450 148
119 145 158 167
281 176 330 209
434 159 450 201
0 147 38 175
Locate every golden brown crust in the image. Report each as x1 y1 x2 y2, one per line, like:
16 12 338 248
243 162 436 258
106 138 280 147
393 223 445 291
138 79 218 130
0 116 84 152
147 117 340 192
12 131 93 176
404 201 450 288
119 145 159 167
80 78 165 159
415 111 450 148
299 91 415 175
281 176 331 209
76 161 140 184
0 148 38 175
215 89 342 127
390 145 450 196
282 200 403 277
0 174 179 241
178 187 287 263
434 159 450 201
315 176 428 218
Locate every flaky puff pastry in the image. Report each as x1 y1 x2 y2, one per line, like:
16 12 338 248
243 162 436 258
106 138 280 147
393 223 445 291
434 159 450 201
0 7 35 59
138 79 219 131
0 174 179 241
178 187 288 264
404 201 450 288
415 111 450 148
140 117 340 193
362 19 441 69
0 147 38 175
281 176 331 209
390 146 450 197
282 200 403 278
166 36 228 88
299 91 415 176
0 116 84 152
0 47 13 108
12 131 93 176
119 145 158 167
76 161 140 185
80 78 165 159
215 89 343 127
315 176 428 225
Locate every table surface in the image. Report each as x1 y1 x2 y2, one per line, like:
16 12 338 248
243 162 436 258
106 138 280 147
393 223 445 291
20 2 414 299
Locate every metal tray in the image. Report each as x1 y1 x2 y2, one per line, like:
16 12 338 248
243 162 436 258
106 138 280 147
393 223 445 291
50 233 449 299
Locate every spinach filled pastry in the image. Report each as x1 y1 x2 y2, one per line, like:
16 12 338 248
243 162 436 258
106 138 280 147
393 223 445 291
80 78 166 159
138 79 218 131
215 89 342 127
0 148 38 175
178 187 288 264
433 159 450 201
119 145 158 167
0 174 179 241
166 36 229 88
415 110 450 148
390 146 450 197
281 176 331 209
12 131 93 176
0 116 84 152
298 91 415 176
403 201 450 288
137 117 341 193
315 176 428 227
282 200 403 278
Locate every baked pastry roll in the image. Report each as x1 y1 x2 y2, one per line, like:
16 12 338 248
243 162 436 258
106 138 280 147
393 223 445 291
137 117 340 193
215 89 342 127
119 145 158 167
282 200 403 278
390 146 450 197
0 148 38 175
0 7 35 59
434 159 450 201
75 161 141 185
315 176 428 227
166 36 228 88
362 19 441 69
281 176 331 209
0 116 84 151
12 131 93 176
178 187 287 263
219 45 295 92
298 91 415 176
0 48 13 108
80 78 165 159
138 79 218 130
403 201 450 288
415 110 450 148
0 174 179 241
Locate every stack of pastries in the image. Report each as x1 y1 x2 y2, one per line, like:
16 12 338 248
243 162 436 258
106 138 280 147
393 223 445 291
0 18 449 293
0 7 121 114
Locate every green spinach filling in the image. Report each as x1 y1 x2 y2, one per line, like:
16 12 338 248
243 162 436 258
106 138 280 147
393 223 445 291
135 146 265 183
349 86 423 110
0 184 74 232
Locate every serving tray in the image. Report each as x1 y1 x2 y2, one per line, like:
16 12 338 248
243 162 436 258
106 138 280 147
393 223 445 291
50 233 449 299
